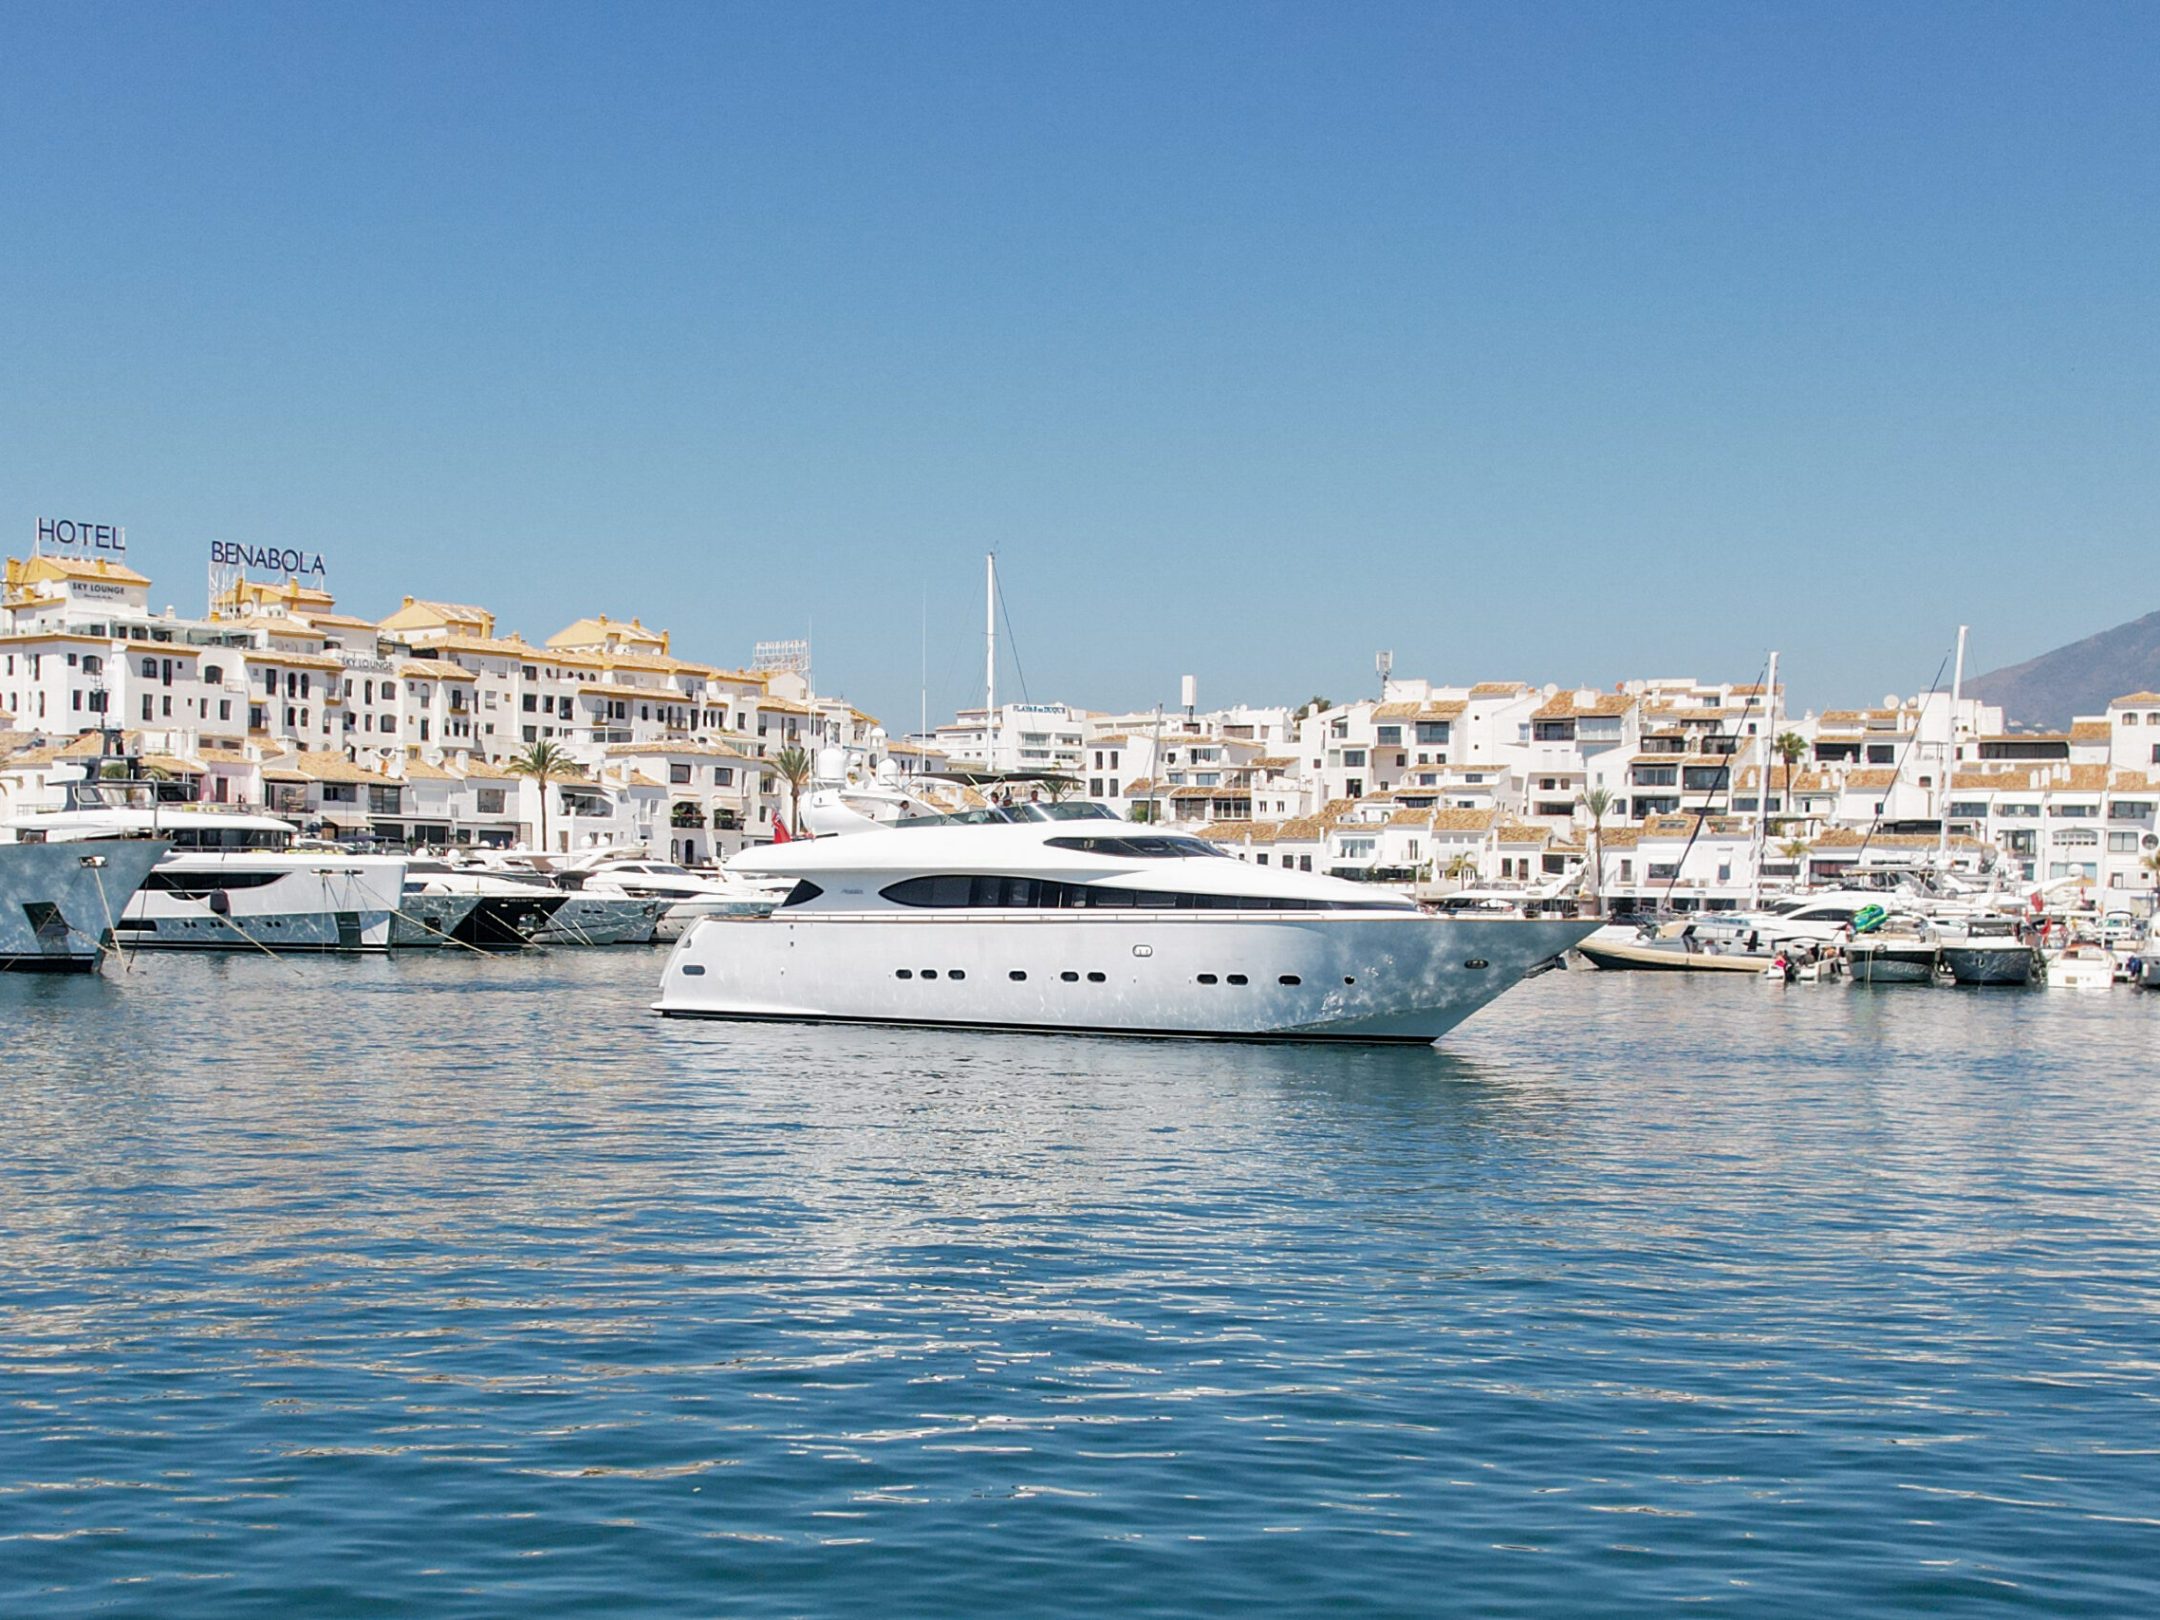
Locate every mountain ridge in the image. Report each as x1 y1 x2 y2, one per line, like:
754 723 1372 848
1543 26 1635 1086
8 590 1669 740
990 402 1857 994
1965 610 2160 730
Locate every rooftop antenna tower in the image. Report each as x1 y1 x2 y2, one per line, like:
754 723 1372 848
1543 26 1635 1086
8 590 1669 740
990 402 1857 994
1375 649 1394 699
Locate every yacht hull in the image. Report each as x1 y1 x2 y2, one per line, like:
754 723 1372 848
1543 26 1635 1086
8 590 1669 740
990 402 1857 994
534 896 666 946
656 913 1595 1044
654 896 777 941
114 857 407 952
1941 942 2036 986
390 893 485 948
1848 943 1939 984
1577 933 1770 973
453 894 562 946
0 841 168 971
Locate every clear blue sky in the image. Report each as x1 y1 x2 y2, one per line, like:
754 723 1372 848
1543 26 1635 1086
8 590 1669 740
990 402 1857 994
5 2 2155 727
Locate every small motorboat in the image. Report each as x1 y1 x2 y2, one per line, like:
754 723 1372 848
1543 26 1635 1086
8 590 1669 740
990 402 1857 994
2044 943 2116 992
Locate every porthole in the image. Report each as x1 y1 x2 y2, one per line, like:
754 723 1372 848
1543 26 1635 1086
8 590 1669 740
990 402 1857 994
1343 976 1356 985
922 969 939 979
1060 971 1079 982
1278 974 1301 986
1464 958 1489 970
949 970 966 981
895 969 913 979
1009 970 1027 981
1227 974 1248 985
1197 973 1219 985
1087 972 1106 983
681 964 706 977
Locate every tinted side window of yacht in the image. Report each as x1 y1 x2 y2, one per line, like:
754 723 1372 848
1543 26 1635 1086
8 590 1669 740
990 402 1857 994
878 875 1408 911
780 881 824 907
1045 835 1226 859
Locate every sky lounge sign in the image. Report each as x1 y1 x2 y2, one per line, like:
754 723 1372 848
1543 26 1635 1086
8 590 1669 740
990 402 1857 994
211 538 329 581
35 516 126 555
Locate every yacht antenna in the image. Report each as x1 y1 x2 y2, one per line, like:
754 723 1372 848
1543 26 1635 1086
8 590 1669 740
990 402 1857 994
984 553 997 771
1938 624 1967 872
1751 650 1778 908
919 590 928 773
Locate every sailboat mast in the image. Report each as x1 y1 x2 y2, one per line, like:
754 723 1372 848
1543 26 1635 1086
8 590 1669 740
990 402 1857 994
1939 624 1967 870
1752 650 1778 908
985 553 997 771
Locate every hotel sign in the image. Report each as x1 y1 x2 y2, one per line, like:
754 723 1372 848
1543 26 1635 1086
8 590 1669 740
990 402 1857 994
35 516 126 556
210 539 329 580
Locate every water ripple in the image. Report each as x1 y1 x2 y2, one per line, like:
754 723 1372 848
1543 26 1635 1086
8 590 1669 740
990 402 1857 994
2 955 2157 1614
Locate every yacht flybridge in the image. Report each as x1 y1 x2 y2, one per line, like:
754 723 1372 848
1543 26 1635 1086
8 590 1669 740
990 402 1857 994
656 819 1595 1044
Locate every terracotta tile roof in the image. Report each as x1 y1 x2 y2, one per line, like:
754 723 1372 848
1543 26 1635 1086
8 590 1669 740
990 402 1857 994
1950 767 2036 790
1810 827 1989 851
1197 819 1280 842
1840 769 1899 790
2064 764 2113 792
17 555 152 585
600 740 753 761
1274 814 1337 841
287 750 388 784
1468 682 1528 697
2070 720 2113 742
1372 699 1469 721
1424 808 1499 832
2108 692 2160 706
1531 691 1635 720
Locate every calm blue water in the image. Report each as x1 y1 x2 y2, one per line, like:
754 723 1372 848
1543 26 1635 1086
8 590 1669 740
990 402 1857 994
4 952 2158 1616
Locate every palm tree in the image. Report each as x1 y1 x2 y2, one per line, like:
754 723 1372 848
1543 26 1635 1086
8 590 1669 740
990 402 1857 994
770 745 813 836
2144 849 2160 902
1577 786 1615 912
1781 837 1812 886
1773 731 1809 824
1442 850 1479 887
507 740 573 853
1043 774 1078 803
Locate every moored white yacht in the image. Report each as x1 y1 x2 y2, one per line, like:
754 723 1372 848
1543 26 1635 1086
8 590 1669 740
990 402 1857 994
656 819 1594 1043
551 850 777 937
0 839 169 971
2 758 408 953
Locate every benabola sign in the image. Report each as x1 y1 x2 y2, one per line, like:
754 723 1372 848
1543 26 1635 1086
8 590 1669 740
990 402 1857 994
37 517 126 554
211 539 328 579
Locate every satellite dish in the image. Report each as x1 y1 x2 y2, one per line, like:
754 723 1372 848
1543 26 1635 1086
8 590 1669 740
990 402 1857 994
1882 694 1899 709
816 746 846 780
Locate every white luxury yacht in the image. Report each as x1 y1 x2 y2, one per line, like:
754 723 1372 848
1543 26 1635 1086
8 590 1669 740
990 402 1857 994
0 839 169 971
446 852 666 945
1 750 408 952
550 850 777 938
656 818 1595 1043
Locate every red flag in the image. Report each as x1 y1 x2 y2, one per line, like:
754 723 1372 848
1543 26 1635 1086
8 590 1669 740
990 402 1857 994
771 813 792 844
